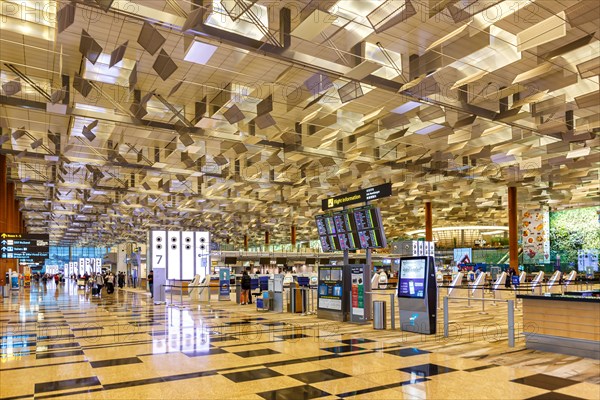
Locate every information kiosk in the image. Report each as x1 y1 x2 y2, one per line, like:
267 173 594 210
397 256 437 334
317 264 372 322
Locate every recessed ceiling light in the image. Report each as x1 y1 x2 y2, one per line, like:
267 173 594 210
184 40 218 65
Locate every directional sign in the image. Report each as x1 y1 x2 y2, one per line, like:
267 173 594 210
322 183 392 211
0 233 49 260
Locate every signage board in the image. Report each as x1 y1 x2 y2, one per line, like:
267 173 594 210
321 183 392 211
0 233 49 261
219 268 231 300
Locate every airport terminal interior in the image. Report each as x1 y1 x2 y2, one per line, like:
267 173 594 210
0 0 599 399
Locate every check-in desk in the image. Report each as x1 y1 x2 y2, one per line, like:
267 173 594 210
517 293 600 359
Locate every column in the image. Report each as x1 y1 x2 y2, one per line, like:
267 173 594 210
0 155 7 286
6 183 15 232
264 231 270 251
508 186 518 273
291 225 296 250
243 234 248 252
425 202 433 242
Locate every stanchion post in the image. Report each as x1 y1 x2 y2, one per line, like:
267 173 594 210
508 300 515 347
481 287 486 314
170 286 173 305
390 293 395 330
467 285 471 308
443 296 449 338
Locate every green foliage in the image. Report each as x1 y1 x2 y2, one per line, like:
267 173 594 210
550 207 600 266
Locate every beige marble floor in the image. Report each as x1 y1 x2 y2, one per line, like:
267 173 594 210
1 281 598 400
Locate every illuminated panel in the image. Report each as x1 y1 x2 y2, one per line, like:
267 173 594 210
167 231 181 280
150 231 166 270
181 231 195 280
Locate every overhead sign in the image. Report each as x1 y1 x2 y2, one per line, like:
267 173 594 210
0 233 49 261
322 183 392 211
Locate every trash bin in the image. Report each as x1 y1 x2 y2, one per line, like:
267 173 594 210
373 300 386 330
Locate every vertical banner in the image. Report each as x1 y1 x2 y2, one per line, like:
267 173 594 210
218 268 230 300
150 231 166 270
522 209 549 263
85 258 91 274
181 231 195 280
195 231 210 280
95 258 102 273
79 258 86 275
351 266 365 317
167 231 181 280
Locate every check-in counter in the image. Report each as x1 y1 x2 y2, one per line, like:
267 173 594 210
517 294 600 359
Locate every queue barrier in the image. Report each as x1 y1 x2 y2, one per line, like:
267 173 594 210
443 295 516 347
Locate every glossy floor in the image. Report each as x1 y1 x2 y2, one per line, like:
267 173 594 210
1 282 599 400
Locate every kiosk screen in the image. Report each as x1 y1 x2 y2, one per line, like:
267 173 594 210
398 257 428 298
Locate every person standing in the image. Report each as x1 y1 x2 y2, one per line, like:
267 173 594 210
240 270 251 305
148 270 154 298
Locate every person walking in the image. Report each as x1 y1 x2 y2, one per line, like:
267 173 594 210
148 270 154 298
95 272 104 296
105 273 115 294
240 270 251 305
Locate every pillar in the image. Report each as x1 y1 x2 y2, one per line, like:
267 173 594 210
508 186 518 273
6 183 15 232
424 202 433 242
291 225 297 248
0 155 7 286
264 231 270 247
243 234 248 252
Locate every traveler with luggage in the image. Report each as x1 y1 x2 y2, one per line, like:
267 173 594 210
95 273 104 296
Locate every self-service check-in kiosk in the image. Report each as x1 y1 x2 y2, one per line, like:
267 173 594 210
397 256 437 334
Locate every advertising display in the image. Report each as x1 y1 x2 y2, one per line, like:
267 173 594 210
453 248 472 264
351 266 365 317
23 266 31 288
11 271 19 290
219 268 231 300
522 209 550 263
315 206 387 252
397 258 427 298
317 266 343 311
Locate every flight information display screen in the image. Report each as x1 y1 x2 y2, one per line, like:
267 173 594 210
315 206 387 252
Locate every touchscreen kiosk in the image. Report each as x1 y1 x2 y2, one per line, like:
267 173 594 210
397 256 437 334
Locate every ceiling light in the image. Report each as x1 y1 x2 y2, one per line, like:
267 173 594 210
184 40 218 65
